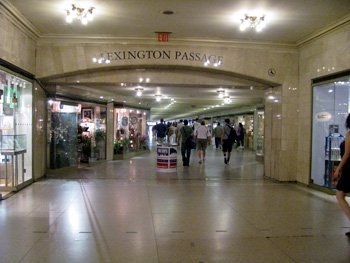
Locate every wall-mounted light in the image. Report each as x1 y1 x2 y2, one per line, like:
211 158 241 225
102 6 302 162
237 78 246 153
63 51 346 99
92 56 111 64
204 60 222 67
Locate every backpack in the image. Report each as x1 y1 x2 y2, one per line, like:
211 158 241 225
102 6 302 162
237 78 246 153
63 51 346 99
228 125 237 142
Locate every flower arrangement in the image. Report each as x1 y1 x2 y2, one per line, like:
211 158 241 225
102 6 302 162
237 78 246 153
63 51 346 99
114 138 130 154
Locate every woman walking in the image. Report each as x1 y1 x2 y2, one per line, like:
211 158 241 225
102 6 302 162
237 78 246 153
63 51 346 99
333 114 350 237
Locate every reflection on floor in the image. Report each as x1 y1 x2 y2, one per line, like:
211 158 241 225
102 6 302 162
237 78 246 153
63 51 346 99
1 147 349 262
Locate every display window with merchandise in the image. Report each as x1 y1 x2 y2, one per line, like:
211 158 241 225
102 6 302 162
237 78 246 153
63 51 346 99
311 76 350 189
0 69 33 192
48 99 107 168
114 108 149 156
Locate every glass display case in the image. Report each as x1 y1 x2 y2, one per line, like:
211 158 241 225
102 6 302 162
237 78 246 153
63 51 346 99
0 134 26 153
0 69 33 192
311 78 350 188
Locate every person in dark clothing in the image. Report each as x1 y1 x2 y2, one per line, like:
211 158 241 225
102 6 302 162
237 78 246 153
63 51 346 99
154 118 167 144
179 119 193 166
333 114 350 237
237 122 245 149
213 122 223 149
221 118 236 164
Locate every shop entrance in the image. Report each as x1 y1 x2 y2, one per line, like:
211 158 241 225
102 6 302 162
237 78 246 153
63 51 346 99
48 100 107 169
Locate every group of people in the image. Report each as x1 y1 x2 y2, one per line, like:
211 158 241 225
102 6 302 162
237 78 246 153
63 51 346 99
153 115 350 237
153 118 242 166
212 122 245 150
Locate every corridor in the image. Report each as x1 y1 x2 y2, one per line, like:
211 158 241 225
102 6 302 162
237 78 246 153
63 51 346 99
0 147 349 262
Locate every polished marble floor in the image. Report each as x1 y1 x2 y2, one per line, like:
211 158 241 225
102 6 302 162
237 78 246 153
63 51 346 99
0 146 350 263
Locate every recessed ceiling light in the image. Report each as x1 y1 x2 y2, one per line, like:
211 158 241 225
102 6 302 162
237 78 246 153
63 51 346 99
100 96 104 99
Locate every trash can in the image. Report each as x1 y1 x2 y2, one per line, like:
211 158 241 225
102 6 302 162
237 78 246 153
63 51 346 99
156 145 177 172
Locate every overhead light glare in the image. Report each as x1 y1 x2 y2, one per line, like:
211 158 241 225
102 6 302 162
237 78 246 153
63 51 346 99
240 14 266 32
65 4 95 25
135 87 143 97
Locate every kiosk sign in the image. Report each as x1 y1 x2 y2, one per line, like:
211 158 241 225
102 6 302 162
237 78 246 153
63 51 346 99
156 146 177 172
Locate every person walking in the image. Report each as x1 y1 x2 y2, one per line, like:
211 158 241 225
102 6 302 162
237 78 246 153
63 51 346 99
154 118 167 145
213 122 223 149
176 119 184 145
221 118 236 164
333 114 350 237
195 120 211 164
179 119 193 166
168 122 177 145
193 118 200 134
237 122 245 149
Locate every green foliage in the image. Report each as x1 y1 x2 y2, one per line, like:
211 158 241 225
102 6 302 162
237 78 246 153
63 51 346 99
95 129 106 142
114 138 130 154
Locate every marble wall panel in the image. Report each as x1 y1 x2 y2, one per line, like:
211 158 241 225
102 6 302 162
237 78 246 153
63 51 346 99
106 103 115 160
0 6 36 74
33 82 47 180
298 23 350 185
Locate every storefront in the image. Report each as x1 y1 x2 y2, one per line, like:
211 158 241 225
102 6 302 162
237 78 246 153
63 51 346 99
311 75 350 189
48 99 107 169
0 68 33 191
255 110 264 158
114 107 149 154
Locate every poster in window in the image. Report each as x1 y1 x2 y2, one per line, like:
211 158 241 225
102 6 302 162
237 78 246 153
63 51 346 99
82 109 93 120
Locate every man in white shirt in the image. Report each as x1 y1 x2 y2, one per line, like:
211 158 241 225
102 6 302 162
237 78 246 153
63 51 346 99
195 120 211 164
193 118 200 134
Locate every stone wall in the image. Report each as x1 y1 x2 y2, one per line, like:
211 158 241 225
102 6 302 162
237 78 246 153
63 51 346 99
0 2 37 74
297 23 350 184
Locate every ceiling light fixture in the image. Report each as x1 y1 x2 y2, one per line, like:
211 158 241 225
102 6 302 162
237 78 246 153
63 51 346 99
224 96 233 104
217 89 225 98
155 94 162 102
135 87 143 97
65 3 95 25
240 14 266 32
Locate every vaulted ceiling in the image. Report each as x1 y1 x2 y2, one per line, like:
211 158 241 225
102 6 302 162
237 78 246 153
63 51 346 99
6 0 350 120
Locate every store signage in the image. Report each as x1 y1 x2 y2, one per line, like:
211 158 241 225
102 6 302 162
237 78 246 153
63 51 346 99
315 111 332 122
97 50 223 65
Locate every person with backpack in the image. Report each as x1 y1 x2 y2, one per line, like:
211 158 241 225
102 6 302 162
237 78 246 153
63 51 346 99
221 118 237 164
154 118 167 145
179 119 194 166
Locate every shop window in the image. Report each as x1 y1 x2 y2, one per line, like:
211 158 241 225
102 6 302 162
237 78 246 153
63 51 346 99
48 100 106 168
0 69 33 191
114 108 148 154
311 78 350 188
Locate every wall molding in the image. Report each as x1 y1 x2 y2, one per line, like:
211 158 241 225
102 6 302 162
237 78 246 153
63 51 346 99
297 14 350 46
0 0 40 40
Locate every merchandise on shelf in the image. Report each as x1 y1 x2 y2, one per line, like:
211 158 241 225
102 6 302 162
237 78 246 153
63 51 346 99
324 133 344 188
